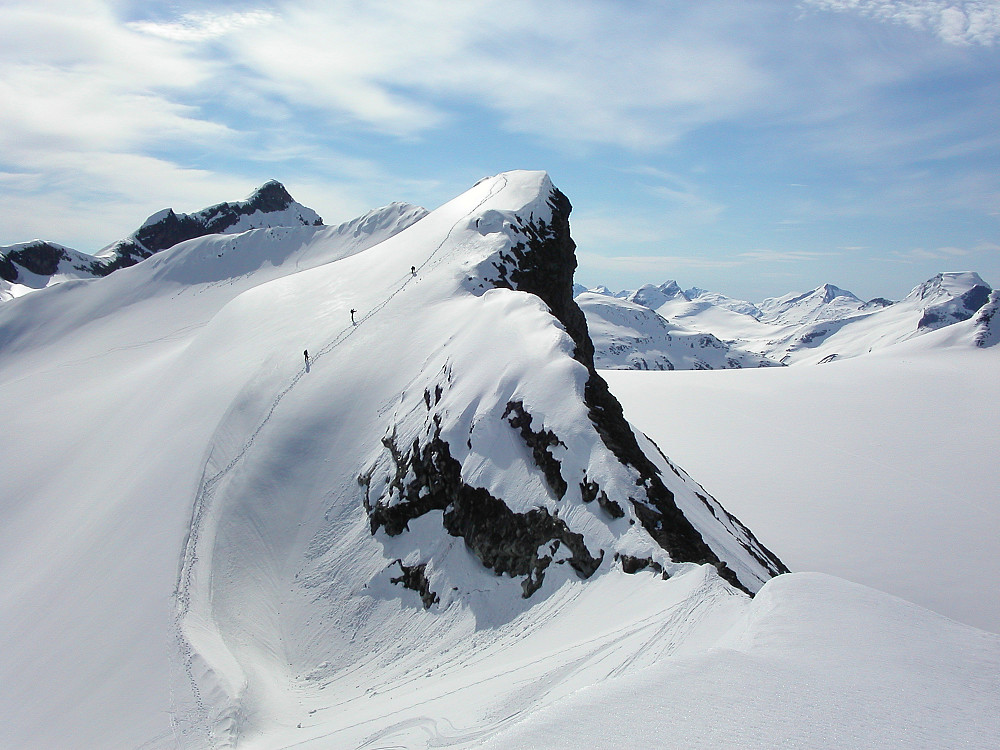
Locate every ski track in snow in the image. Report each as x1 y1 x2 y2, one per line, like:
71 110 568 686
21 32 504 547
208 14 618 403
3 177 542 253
273 571 731 748
171 175 510 745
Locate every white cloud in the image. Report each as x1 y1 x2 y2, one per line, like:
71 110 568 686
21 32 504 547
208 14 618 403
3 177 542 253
122 0 773 147
803 1 1000 45
127 10 275 42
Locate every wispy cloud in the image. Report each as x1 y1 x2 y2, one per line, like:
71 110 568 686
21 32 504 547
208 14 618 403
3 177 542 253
738 249 838 262
892 241 1000 261
803 1 1000 45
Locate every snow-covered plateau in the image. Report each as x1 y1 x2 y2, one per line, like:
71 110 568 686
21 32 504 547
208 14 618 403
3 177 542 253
1 172 997 749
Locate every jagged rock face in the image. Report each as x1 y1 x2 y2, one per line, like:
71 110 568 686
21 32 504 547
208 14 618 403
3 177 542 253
479 185 786 593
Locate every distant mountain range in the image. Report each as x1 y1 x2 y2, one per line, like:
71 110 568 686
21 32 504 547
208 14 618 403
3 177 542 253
576 271 998 368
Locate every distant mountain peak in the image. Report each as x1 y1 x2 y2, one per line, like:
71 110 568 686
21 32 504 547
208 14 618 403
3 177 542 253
625 280 689 310
757 282 863 326
246 179 295 212
907 271 988 303
909 271 993 331
816 283 859 303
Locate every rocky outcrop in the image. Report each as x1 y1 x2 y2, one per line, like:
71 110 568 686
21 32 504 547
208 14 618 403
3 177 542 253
484 187 787 593
362 418 603 599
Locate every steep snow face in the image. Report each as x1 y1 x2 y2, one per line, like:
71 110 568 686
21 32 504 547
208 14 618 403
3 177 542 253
577 292 779 370
0 171 785 747
757 283 863 326
168 172 784 742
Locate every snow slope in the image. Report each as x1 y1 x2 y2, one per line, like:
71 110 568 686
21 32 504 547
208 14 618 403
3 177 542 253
0 171 788 748
0 199 427 749
605 324 1000 633
479 573 1000 750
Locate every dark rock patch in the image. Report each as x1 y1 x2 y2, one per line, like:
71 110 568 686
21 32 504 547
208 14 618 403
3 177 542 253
361 420 603 598
579 477 625 519
614 553 667 578
502 400 567 500
390 560 439 609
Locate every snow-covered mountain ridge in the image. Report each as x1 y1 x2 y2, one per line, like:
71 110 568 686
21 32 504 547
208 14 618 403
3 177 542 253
0 180 326 301
581 271 996 367
1 171 798 748
2 172 996 748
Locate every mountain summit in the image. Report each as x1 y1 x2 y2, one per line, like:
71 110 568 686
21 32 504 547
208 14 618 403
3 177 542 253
0 171 786 746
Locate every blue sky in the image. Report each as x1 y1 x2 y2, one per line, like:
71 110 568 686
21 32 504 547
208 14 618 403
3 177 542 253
2 0 998 301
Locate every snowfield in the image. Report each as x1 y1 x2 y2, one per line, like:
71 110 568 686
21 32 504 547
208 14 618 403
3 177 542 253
605 328 1000 634
1 171 997 749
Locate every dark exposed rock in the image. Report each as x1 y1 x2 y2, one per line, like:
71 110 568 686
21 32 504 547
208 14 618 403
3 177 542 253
502 400 567 499
614 553 666 577
973 290 1000 348
390 560 439 609
862 297 894 311
0 242 70 282
361 419 603 598
579 477 625 519
918 284 992 330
